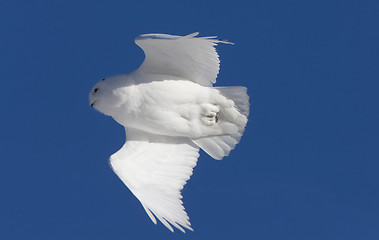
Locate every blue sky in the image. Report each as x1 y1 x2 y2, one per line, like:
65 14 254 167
1 0 378 239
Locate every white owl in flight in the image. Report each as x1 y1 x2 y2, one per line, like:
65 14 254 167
89 32 250 232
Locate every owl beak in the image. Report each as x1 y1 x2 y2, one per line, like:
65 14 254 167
90 100 96 107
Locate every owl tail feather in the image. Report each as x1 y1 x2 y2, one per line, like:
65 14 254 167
192 86 250 160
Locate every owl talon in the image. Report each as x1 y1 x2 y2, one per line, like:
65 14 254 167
200 103 219 126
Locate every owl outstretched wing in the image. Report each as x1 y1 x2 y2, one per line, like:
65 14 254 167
135 32 232 87
109 128 200 232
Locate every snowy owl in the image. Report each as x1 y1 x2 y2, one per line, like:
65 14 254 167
89 32 249 232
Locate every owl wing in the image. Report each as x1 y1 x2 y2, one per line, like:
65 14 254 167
109 128 200 232
135 32 232 87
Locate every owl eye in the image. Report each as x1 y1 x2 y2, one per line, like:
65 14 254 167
94 88 99 93
102 78 105 81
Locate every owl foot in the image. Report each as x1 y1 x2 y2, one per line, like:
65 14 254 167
200 103 219 126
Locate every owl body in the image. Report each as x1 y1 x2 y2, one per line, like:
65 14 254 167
90 72 244 139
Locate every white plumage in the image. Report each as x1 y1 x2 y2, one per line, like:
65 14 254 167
89 32 250 232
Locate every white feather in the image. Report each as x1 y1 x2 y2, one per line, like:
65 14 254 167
135 32 233 87
109 128 199 232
